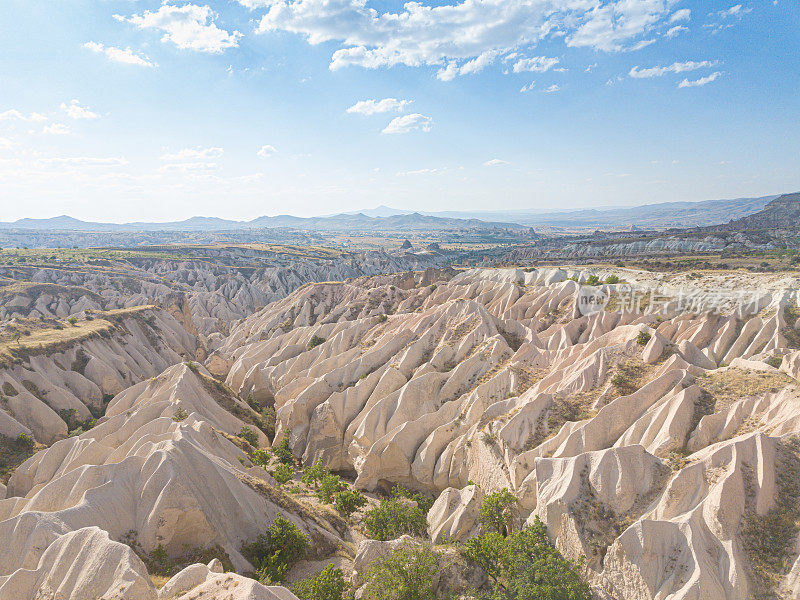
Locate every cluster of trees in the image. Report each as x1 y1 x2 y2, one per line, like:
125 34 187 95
245 485 590 600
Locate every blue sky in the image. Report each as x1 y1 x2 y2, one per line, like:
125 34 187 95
0 0 797 221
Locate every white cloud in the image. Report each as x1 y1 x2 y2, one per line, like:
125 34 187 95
629 60 719 78
39 156 128 166
381 113 433 134
719 4 747 17
669 9 691 22
43 123 70 135
0 138 14 150
512 56 559 73
544 84 561 93
346 98 410 115
437 51 498 81
585 63 598 72
258 144 278 157
161 147 224 161
61 99 99 120
236 0 281 8
678 71 722 88
0 109 47 122
483 158 509 166
116 4 242 53
158 162 219 173
520 81 536 92
83 41 156 67
397 168 444 176
256 0 677 74
665 25 688 38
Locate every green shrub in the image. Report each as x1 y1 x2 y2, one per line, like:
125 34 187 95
242 517 309 583
584 275 601 286
252 447 272 467
238 425 260 447
302 459 328 489
636 331 652 346
334 488 367 517
271 463 294 485
67 316 78 326
376 314 388 323
15 433 35 452
318 473 345 503
605 274 621 284
363 544 438 600
392 484 434 515
479 488 517 536
172 406 189 422
292 564 350 600
765 355 783 369
261 406 276 440
364 499 427 541
308 335 326 350
462 517 592 600
274 434 294 465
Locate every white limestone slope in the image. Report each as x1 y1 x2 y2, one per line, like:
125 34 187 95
208 267 800 600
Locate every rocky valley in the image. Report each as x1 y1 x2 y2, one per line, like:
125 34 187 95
1 237 799 600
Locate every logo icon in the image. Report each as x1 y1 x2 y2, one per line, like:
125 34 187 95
577 285 610 316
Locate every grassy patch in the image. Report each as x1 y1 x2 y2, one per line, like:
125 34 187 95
0 433 45 483
696 368 793 411
740 437 800 598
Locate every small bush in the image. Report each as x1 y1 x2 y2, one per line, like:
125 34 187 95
364 499 427 541
765 355 783 369
480 488 517 536
274 434 294 465
238 425 260 447
584 275 601 286
462 517 591 600
271 463 294 485
16 433 35 451
363 544 438 600
172 406 189 422
242 517 309 583
605 274 621 284
636 331 652 346
376 314 388 323
302 459 328 489
308 335 326 350
292 564 349 600
252 447 272 467
261 406 276 440
67 316 78 326
334 488 367 517
392 484 434 515
318 473 345 503
184 361 199 373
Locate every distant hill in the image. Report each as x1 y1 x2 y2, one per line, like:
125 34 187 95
722 192 800 230
0 212 527 233
340 195 777 229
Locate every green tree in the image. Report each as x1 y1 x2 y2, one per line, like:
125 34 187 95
317 473 345 503
274 433 294 465
364 499 427 541
252 447 272 467
461 518 591 600
271 463 294 484
292 564 349 600
308 335 326 349
363 544 438 600
392 484 434 515
241 517 309 583
239 425 260 447
480 488 517 536
302 459 328 489
172 406 189 422
334 488 367 517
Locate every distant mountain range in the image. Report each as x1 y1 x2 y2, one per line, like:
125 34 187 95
0 212 529 233
0 193 789 233
343 195 780 229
